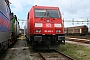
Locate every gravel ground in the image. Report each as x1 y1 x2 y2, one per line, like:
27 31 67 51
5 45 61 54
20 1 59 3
1 35 90 60
0 36 42 60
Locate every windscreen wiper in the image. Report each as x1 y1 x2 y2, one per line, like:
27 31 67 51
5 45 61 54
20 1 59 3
47 12 55 20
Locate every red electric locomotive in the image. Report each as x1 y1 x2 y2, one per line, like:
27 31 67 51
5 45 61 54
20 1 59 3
26 5 65 49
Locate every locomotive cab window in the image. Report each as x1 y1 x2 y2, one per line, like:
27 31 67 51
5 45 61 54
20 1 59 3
34 9 60 18
47 10 60 18
27 13 29 19
35 9 47 17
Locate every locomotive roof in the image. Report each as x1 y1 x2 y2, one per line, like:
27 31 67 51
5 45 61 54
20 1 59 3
32 5 59 10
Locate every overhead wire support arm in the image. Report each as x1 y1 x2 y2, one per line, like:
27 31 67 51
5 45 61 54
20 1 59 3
63 20 90 22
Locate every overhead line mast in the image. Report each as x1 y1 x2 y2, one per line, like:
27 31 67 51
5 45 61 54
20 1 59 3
63 19 90 25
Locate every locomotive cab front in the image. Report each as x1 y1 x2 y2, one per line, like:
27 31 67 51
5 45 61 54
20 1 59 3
27 6 65 49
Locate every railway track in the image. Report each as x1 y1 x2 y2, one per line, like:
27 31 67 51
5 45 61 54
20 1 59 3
38 49 74 60
66 35 90 40
66 37 90 44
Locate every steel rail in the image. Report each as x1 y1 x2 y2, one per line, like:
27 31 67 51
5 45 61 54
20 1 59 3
38 50 74 60
66 37 90 44
54 49 74 60
38 52 46 60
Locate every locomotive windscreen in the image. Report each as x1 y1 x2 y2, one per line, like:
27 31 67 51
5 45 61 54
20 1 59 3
34 9 60 18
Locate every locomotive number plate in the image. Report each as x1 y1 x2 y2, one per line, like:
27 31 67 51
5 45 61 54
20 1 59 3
44 30 53 32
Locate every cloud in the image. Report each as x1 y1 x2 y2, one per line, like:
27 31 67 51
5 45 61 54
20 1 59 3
33 0 90 20
10 0 36 11
9 0 90 30
10 0 23 11
9 0 90 20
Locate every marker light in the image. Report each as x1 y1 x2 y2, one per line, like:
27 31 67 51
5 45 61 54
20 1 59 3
54 24 62 27
35 23 43 27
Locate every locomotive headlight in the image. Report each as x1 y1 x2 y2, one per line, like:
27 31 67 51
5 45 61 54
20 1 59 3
35 23 43 27
56 30 61 33
46 20 50 22
54 24 62 27
36 30 39 33
36 30 42 33
39 30 41 32
56 30 59 32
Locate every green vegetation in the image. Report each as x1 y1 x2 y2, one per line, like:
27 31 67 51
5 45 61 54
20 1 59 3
59 43 90 60
17 35 26 40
